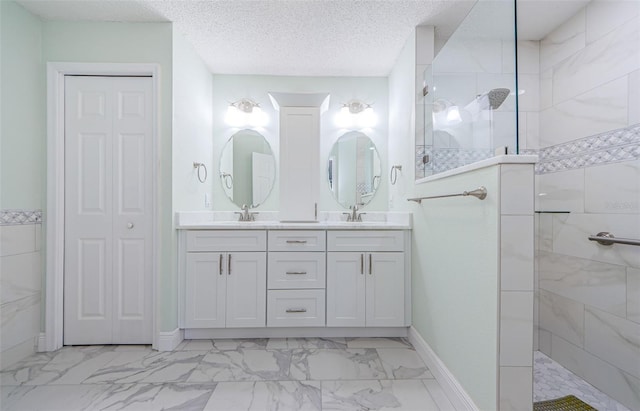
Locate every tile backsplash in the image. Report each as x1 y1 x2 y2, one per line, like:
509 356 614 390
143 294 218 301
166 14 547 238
0 209 43 225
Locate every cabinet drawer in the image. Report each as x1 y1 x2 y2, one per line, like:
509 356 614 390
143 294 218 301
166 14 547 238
186 230 266 252
267 289 326 327
268 252 326 289
327 231 404 252
268 230 325 252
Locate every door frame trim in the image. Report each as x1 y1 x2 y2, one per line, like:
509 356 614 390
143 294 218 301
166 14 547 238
45 62 160 351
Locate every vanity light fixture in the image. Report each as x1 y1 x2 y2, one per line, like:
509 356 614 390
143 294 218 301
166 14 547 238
225 98 268 128
335 99 377 129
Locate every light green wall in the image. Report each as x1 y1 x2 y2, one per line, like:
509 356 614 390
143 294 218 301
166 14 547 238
42 20 177 331
388 28 499 410
172 29 213 212
0 1 45 210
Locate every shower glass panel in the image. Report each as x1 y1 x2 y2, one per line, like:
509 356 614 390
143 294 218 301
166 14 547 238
421 0 518 178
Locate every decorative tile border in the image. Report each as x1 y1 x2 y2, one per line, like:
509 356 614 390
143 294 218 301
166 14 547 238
530 124 640 174
418 147 494 175
0 210 43 225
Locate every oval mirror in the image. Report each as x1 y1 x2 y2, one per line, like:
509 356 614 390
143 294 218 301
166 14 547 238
219 129 276 208
327 132 381 209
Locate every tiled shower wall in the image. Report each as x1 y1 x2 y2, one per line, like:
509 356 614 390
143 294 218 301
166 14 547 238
0 210 42 369
521 1 640 409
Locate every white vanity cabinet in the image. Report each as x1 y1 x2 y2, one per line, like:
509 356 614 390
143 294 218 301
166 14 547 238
183 231 266 328
266 231 326 327
326 231 405 327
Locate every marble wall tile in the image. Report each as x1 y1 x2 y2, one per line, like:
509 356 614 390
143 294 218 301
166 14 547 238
537 169 584 213
585 159 640 214
432 73 477 109
501 164 534 215
525 112 540 150
491 111 518 152
501 216 534 291
552 213 640 269
585 0 640 45
538 289 584 347
551 334 640 411
500 291 534 367
540 77 629 146
540 8 586 72
1 252 41 304
204 381 320 411
552 16 640 105
0 225 36 257
538 328 552 356
516 74 540 112
629 267 640 324
499 366 533 411
538 250 627 317
584 307 640 379
434 39 503 74
630 70 640 126
537 213 553 252
0 294 40 351
539 69 552 111
515 41 540 75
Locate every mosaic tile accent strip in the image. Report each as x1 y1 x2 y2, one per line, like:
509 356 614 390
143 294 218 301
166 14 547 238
533 124 640 175
0 209 43 225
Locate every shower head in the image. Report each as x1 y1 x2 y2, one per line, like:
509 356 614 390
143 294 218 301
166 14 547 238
485 88 510 110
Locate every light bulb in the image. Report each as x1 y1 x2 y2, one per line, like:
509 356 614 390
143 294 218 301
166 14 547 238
335 105 353 128
359 106 377 128
249 106 268 127
225 105 245 127
446 106 461 124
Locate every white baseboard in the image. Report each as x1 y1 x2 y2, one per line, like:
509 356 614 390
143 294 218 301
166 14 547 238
157 328 184 351
408 326 479 411
185 327 408 340
37 332 47 352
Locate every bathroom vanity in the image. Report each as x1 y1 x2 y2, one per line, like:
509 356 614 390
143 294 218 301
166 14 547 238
176 213 412 339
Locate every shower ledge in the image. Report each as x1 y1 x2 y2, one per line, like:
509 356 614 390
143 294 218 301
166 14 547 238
416 154 538 185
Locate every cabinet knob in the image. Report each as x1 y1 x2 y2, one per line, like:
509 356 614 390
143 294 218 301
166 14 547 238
127 222 134 229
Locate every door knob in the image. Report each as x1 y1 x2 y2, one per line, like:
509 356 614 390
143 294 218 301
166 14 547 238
127 222 134 229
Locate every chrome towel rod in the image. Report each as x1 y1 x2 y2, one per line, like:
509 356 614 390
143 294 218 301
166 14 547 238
588 232 640 246
407 186 487 204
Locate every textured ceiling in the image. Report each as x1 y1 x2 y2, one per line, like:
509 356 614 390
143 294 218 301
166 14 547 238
19 0 475 76
17 0 588 77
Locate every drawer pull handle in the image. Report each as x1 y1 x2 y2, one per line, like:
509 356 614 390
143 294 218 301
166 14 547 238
228 254 231 275
286 271 307 275
360 254 364 275
369 253 372 275
219 254 223 275
286 308 307 313
286 240 308 244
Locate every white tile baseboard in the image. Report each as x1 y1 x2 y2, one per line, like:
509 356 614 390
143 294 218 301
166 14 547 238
157 328 184 351
408 326 479 411
37 332 47 352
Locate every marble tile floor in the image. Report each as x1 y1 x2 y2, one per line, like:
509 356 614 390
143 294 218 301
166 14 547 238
0 337 457 411
534 351 631 411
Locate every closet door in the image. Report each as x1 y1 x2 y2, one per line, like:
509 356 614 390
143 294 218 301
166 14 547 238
64 76 153 345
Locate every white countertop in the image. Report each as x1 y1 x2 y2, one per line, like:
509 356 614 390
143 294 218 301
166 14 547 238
175 211 412 230
416 154 538 184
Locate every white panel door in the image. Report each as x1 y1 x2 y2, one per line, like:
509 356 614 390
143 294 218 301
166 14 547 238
326 252 366 327
185 252 226 328
226 252 266 328
366 252 405 327
64 76 153 345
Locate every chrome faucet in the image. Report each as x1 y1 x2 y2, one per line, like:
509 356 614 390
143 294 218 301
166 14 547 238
235 204 258 221
343 205 365 222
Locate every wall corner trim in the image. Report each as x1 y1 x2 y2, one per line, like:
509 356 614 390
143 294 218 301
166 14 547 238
408 326 480 411
157 329 184 351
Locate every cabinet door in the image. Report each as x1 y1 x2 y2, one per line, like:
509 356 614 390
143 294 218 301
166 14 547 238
279 107 320 221
366 252 405 327
327 252 366 327
226 252 267 328
185 252 226 328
